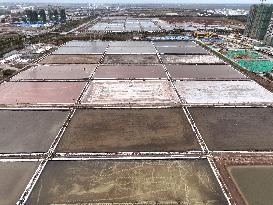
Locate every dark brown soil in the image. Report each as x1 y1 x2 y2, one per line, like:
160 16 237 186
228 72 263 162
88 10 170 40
40 54 102 64
167 64 245 79
94 65 167 79
189 107 273 151
102 54 160 64
57 108 200 152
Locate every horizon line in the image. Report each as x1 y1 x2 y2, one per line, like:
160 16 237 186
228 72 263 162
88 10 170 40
1 2 258 4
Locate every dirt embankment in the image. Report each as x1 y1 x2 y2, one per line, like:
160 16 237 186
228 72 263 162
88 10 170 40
214 155 273 205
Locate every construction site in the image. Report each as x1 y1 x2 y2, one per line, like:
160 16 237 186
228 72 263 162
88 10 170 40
0 37 273 205
219 49 273 73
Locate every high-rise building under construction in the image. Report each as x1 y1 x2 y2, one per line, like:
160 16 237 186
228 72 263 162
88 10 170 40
264 19 273 45
244 4 273 40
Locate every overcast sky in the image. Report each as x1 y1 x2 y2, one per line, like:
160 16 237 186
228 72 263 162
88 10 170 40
2 0 273 3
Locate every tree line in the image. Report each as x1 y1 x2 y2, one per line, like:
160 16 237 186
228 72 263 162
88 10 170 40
23 8 66 24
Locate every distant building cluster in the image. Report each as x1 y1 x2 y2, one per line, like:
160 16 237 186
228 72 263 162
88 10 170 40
23 8 66 24
244 4 273 46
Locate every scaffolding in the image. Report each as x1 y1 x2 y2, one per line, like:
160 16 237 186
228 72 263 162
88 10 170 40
244 5 258 37
264 17 273 45
244 4 273 40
